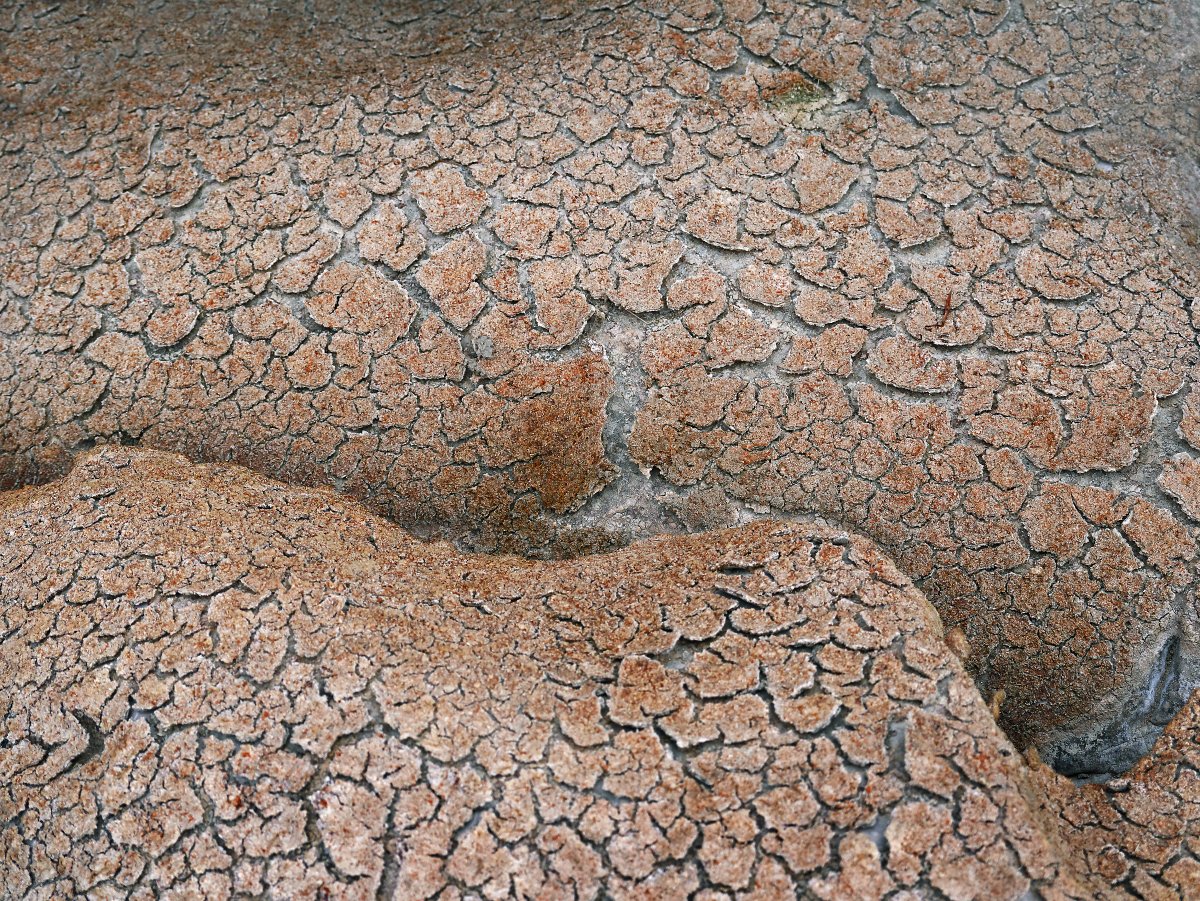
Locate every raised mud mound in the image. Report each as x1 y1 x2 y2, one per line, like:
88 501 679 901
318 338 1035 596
2 0 1199 767
1 447 1197 899
1 0 1200 895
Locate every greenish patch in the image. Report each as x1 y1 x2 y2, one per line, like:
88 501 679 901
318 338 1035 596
769 78 833 128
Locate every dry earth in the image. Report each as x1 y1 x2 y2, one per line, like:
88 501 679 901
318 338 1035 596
1 0 1199 896
2 447 1199 899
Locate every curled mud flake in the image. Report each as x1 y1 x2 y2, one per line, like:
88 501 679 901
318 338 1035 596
1159 454 1200 523
410 164 488 235
308 262 417 350
684 190 750 250
876 197 944 249
416 233 490 330
357 203 427 273
792 147 860 214
867 335 958 394
1015 244 1093 301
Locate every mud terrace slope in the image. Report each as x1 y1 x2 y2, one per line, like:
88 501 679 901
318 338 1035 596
1 0 1200 820
1 446 1198 900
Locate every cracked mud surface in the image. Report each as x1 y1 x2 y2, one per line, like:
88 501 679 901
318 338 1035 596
2 447 1198 900
1 0 1200 895
3 0 1199 765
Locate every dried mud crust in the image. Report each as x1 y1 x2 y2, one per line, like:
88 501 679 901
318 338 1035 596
1 446 1197 900
1 2 1199 768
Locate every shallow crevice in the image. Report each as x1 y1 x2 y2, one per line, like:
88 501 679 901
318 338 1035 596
1043 633 1195 783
